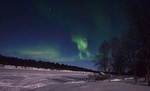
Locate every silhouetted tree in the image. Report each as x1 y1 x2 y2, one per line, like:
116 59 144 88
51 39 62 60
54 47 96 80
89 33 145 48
127 0 150 85
110 37 125 75
94 40 110 73
122 29 140 83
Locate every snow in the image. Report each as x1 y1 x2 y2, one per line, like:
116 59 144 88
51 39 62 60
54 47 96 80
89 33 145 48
110 79 122 82
0 65 150 91
124 77 134 80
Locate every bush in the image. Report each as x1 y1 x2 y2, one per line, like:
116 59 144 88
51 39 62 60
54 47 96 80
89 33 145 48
95 74 109 80
88 72 109 81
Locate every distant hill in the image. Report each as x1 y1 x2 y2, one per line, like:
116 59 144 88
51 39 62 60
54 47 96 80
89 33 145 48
0 55 97 72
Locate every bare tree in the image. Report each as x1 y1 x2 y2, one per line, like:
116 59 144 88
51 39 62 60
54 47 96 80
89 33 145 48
127 0 150 85
93 40 110 73
122 29 139 83
111 37 125 75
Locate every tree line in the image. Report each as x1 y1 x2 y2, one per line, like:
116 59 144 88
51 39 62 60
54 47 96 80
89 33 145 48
0 55 96 72
93 0 150 86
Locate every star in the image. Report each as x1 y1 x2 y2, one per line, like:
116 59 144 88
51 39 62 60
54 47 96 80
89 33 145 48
48 8 52 11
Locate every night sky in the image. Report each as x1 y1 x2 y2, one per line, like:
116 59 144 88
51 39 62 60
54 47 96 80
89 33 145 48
0 0 129 70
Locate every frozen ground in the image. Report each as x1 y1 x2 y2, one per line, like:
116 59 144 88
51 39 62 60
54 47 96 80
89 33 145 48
0 66 150 91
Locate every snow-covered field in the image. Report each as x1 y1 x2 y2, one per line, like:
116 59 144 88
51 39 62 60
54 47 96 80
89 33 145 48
0 66 150 91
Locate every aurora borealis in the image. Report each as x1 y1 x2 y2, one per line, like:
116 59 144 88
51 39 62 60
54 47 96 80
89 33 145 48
0 0 128 69
72 35 90 60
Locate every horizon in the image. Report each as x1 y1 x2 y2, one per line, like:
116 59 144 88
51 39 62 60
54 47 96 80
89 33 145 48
0 54 96 71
